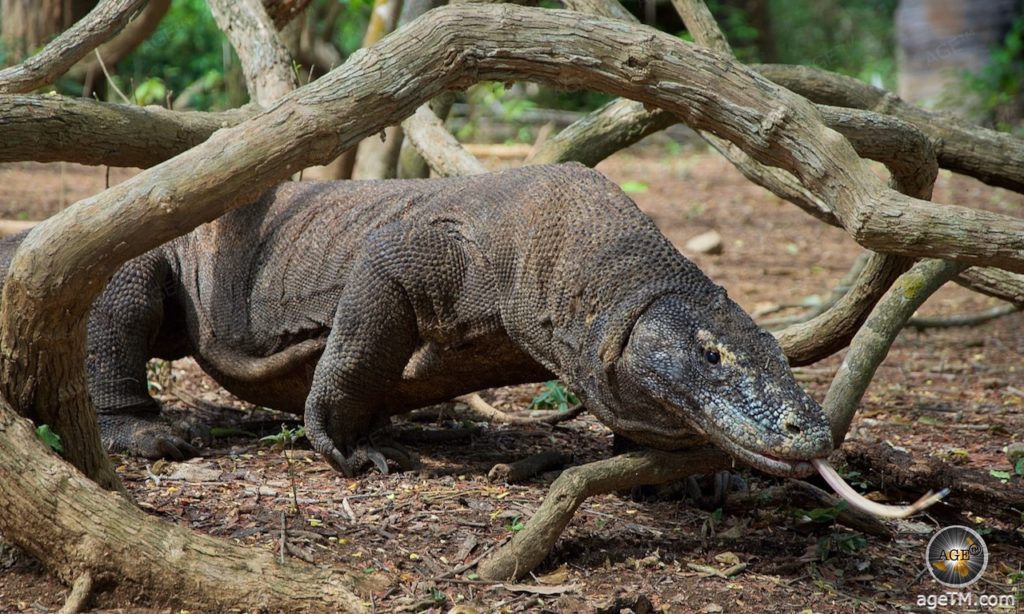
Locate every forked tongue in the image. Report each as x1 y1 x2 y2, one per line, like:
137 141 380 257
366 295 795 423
811 458 949 519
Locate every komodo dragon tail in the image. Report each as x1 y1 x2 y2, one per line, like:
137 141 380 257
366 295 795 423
200 338 326 383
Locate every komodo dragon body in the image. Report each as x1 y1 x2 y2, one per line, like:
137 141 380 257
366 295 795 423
1 163 833 477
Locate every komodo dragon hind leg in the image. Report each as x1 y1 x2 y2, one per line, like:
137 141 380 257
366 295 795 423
304 255 423 477
88 251 205 460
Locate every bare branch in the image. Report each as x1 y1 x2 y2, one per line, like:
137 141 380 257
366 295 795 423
70 0 171 90
0 0 148 94
776 252 911 366
477 447 734 581
528 99 674 166
0 95 254 168
824 259 965 444
208 0 297 106
907 303 1019 330
402 106 488 176
754 63 1024 194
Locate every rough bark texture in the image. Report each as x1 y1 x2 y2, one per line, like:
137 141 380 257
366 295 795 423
755 63 1024 194
208 0 297 106
0 398 372 610
0 95 254 168
0 0 147 94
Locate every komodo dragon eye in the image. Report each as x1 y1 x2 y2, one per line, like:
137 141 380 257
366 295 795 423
704 350 721 365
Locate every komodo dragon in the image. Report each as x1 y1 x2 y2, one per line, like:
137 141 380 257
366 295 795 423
0 163 834 478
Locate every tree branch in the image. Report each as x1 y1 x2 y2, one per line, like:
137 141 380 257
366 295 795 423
754 63 1024 194
401 105 487 176
71 0 171 92
823 259 965 444
0 95 255 168
208 0 297 106
0 0 148 94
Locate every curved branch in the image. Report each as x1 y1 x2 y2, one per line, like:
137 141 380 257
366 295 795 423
754 63 1024 194
0 0 148 94
528 99 675 166
71 0 171 90
0 402 371 611
824 259 965 444
477 447 733 581
776 252 911 366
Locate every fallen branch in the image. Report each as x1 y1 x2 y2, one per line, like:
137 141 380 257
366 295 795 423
0 0 148 94
840 440 1024 521
907 303 1020 330
476 447 734 581
488 450 574 483
456 393 584 426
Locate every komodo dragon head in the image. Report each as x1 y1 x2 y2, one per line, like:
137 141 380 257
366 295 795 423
603 291 833 478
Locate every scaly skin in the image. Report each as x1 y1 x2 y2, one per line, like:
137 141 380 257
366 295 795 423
0 164 832 476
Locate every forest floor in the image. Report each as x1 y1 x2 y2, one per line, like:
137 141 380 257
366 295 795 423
0 145 1022 613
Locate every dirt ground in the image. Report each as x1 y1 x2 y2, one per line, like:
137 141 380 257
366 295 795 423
0 147 1021 613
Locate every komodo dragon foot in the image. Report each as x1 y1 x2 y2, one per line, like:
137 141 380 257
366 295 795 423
320 432 421 478
98 408 209 461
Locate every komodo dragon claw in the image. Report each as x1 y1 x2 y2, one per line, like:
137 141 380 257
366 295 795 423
326 439 421 477
98 410 207 461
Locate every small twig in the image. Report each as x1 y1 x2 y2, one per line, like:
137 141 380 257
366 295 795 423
686 562 747 578
93 49 131 104
279 511 286 565
58 571 93 614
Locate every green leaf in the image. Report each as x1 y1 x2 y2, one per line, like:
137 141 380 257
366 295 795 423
36 424 63 452
619 181 649 193
990 469 1011 482
1015 458 1024 476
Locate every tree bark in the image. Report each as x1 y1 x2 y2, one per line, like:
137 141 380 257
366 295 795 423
0 0 147 94
0 95 254 168
208 0 297 106
0 397 372 611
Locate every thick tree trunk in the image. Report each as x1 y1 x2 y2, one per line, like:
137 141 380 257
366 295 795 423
0 397 372 611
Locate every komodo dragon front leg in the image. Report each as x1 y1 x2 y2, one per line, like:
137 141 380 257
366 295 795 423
304 250 424 477
86 250 203 460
